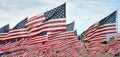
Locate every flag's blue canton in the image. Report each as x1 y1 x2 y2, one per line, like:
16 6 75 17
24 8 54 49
78 35 84 42
44 3 66 21
39 33 47 36
0 41 5 44
99 11 116 26
66 22 74 31
79 32 84 42
0 29 4 33
12 17 28 30
78 35 83 40
74 30 77 36
11 39 16 43
0 24 9 33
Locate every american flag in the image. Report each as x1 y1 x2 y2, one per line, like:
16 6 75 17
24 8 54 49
0 33 8 40
107 38 117 55
88 42 101 48
71 40 87 56
48 31 75 41
87 42 100 53
25 3 66 37
0 24 9 40
39 42 50 51
10 44 20 51
29 35 48 45
78 31 84 42
107 38 117 46
13 17 28 30
29 18 66 37
89 35 105 41
0 24 9 33
7 29 28 39
89 35 107 43
89 51 96 57
67 47 79 57
66 22 74 31
24 14 45 29
74 30 77 36
7 42 18 51
22 52 29 57
97 46 107 55
19 39 28 45
117 33 120 39
57 52 65 57
117 33 120 44
72 41 82 49
84 22 98 42
7 18 28 39
59 36 78 47
2 42 11 51
47 31 62 41
47 32 61 52
48 31 77 52
84 11 117 42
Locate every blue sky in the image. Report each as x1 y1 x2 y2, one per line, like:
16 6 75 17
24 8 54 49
0 0 120 35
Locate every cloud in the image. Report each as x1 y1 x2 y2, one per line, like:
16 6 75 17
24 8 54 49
38 0 66 5
0 0 47 10
0 0 120 34
0 1 67 28
67 0 120 34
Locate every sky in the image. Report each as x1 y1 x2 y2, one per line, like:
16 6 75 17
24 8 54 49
0 0 120 35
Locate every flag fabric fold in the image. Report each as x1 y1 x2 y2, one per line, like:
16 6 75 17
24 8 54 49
84 11 117 42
